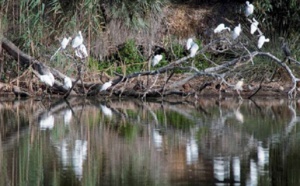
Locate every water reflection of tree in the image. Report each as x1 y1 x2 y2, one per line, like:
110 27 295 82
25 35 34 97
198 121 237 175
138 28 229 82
2 98 300 185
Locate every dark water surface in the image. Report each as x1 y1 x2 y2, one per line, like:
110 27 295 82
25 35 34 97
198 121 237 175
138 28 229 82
0 97 300 185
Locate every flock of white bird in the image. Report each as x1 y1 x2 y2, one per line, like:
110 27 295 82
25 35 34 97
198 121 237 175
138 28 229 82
150 1 267 71
214 1 269 49
213 1 271 96
41 2 267 95
40 31 113 93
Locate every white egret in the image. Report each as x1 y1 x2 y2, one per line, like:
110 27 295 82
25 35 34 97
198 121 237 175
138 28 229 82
245 1 254 17
39 114 55 130
152 54 163 67
189 42 199 58
50 36 72 60
250 18 259 34
63 76 72 89
75 44 88 59
61 37 72 49
100 104 113 117
40 74 55 87
234 78 244 98
72 31 83 48
214 23 231 34
232 24 242 40
186 38 193 50
257 35 270 49
100 80 112 92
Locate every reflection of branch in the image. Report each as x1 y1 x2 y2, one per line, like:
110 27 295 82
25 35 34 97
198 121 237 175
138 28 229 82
142 103 159 125
285 102 300 136
248 77 264 99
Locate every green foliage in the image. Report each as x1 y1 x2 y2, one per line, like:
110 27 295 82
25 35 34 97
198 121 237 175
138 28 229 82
118 39 144 65
97 39 145 75
255 0 300 37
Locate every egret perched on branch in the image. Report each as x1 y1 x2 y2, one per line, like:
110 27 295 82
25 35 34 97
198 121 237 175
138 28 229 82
234 78 244 99
75 44 88 59
214 23 231 34
40 74 55 87
152 54 163 67
100 80 112 92
245 1 254 17
189 42 199 58
50 36 72 60
63 76 72 90
186 38 193 50
232 24 242 40
257 35 270 49
250 18 259 34
72 31 83 48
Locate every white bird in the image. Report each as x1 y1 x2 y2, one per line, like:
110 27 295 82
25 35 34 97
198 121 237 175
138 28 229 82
186 38 194 50
214 23 231 33
40 73 55 87
50 37 72 60
250 18 259 34
39 114 55 130
61 37 72 49
189 42 199 58
100 104 113 117
234 78 244 99
63 76 72 89
152 54 163 67
234 78 244 92
245 1 254 17
257 35 270 49
232 24 242 40
100 80 112 92
72 31 83 48
75 44 88 59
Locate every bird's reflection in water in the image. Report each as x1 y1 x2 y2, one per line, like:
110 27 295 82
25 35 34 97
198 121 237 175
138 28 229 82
213 156 230 182
55 139 88 180
247 159 258 186
73 140 88 180
39 113 55 130
63 109 72 125
100 104 113 118
153 129 163 151
233 156 241 182
257 141 269 173
186 136 198 165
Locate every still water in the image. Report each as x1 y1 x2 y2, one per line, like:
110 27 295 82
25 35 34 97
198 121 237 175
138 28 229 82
0 97 300 185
